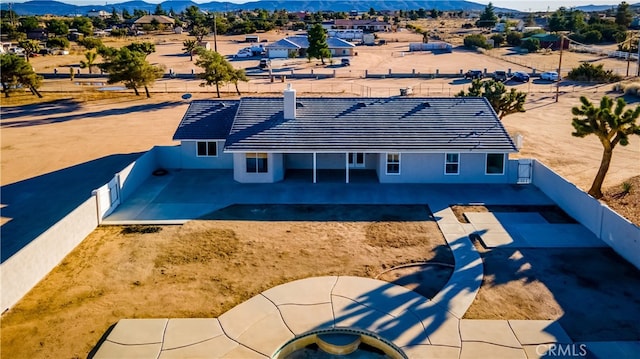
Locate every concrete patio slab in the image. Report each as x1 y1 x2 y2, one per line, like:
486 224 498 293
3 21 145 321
262 276 337 305
401 344 461 358
460 319 522 348
92 341 162 359
516 224 607 248
332 276 425 318
509 320 572 345
220 345 269 358
159 335 241 359
234 311 294 356
278 303 335 334
105 318 168 345
494 212 548 224
162 318 223 350
218 294 278 339
460 341 527 359
331 295 396 332
522 344 581 359
581 341 640 358
413 310 461 347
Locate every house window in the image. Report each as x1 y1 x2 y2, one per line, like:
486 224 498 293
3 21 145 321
445 153 459 174
486 153 505 174
246 153 268 173
386 153 400 174
196 141 217 157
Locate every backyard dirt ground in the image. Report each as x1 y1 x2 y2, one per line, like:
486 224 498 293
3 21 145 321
0 205 452 359
1 28 640 359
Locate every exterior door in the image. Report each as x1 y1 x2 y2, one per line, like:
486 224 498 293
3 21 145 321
348 153 365 168
517 159 532 184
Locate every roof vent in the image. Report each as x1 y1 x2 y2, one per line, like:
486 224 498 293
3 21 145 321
475 110 484 116
423 102 431 108
357 102 366 108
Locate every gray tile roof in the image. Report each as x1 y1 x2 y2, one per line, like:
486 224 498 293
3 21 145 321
266 36 355 50
172 100 239 141
224 97 517 153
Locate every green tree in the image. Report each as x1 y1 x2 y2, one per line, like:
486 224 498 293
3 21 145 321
0 53 42 97
154 4 167 16
46 37 70 50
615 1 633 28
122 8 132 20
47 18 69 36
506 31 522 46
490 33 504 47
520 37 540 52
228 66 248 96
125 42 155 58
190 25 209 42
571 96 640 198
183 39 198 61
195 48 231 98
71 17 93 36
80 50 98 74
18 16 40 32
98 47 164 98
463 34 491 49
18 39 40 62
456 79 526 119
78 36 103 50
307 23 331 64
476 2 498 29
185 5 206 27
369 7 376 16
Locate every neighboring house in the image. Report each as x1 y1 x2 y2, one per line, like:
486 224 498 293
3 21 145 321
26 29 48 41
172 87 519 184
134 15 176 27
265 36 355 58
522 33 569 50
327 19 391 32
87 10 109 19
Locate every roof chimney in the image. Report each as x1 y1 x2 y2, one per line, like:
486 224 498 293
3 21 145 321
284 83 296 120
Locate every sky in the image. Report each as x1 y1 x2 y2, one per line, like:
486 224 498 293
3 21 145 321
4 0 629 12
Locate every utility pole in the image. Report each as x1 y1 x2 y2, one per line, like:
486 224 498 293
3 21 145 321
213 12 218 52
626 32 632 77
556 34 564 103
637 31 640 76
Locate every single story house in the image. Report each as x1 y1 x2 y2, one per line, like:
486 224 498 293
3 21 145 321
324 19 391 32
522 33 569 50
265 36 355 58
172 87 519 184
134 15 176 27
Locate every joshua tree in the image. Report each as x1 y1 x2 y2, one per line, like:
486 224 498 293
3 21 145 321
571 95 640 198
79 50 98 74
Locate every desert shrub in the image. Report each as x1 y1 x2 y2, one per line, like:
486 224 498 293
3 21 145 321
463 34 492 49
490 34 505 47
612 83 625 92
520 38 540 52
567 63 622 82
582 30 603 44
47 37 70 49
461 23 474 29
623 83 640 96
110 28 127 37
506 31 522 46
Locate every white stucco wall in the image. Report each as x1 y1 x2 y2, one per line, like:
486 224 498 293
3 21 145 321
177 141 234 169
377 152 512 184
233 153 284 183
1 198 98 312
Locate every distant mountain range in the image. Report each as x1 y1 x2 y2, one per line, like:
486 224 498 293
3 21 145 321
2 0 516 16
1 1 635 17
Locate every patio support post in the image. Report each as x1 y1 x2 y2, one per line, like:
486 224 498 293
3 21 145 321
345 152 350 183
313 152 317 183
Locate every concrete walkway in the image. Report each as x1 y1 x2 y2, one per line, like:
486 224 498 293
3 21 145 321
92 170 636 358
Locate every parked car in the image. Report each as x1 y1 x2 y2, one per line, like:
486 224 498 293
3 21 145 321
341 58 350 66
464 70 484 79
540 71 560 82
512 71 530 82
235 50 252 58
259 58 271 69
491 70 508 82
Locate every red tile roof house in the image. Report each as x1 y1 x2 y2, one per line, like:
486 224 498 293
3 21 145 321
172 86 522 184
